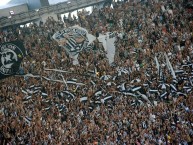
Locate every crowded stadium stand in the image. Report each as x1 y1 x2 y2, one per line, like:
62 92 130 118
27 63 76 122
0 0 193 144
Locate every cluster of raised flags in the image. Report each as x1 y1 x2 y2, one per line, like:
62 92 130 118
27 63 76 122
17 53 193 126
21 85 47 103
1 26 193 122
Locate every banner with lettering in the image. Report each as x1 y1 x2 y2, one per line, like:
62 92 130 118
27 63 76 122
0 41 26 80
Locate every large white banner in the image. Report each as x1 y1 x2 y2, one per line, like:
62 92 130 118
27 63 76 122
53 26 116 65
97 32 116 64
105 32 116 64
53 25 96 65
53 25 95 56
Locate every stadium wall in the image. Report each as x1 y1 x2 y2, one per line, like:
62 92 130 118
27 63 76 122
8 0 49 10
0 4 28 17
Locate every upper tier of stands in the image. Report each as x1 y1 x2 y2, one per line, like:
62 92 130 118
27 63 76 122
0 0 106 28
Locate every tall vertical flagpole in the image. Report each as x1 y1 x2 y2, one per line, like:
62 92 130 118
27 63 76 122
164 52 176 79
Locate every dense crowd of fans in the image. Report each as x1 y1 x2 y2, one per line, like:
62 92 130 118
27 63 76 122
0 0 193 144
